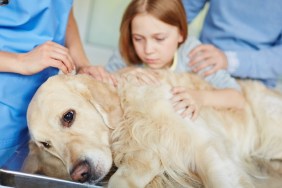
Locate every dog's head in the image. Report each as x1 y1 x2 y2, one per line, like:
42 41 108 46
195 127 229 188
25 74 121 184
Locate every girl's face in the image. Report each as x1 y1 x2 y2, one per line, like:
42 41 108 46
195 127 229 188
131 13 184 69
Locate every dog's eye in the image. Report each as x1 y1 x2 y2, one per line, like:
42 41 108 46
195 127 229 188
40 141 51 149
62 109 75 128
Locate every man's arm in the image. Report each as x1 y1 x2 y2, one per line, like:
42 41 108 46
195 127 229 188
232 42 282 80
182 0 207 23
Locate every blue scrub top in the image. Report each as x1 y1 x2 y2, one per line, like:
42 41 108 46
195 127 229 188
0 0 73 150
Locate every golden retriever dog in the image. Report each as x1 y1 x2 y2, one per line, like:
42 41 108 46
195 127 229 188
23 70 282 188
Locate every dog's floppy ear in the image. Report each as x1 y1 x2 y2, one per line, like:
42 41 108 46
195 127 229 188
91 99 113 129
89 82 122 130
21 141 70 180
21 141 41 174
76 75 122 130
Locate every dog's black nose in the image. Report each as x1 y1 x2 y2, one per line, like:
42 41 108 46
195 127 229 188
71 161 91 183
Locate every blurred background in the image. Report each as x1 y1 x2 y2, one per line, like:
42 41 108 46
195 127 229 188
73 0 209 65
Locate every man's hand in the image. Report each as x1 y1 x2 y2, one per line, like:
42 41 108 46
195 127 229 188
189 44 228 76
119 67 161 86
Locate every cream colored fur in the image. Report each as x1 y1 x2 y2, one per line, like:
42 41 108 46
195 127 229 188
25 70 282 188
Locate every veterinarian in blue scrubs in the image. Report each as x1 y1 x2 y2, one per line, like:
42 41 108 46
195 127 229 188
0 0 102 170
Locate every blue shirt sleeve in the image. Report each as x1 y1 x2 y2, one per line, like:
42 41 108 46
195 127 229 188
233 35 282 84
182 0 208 22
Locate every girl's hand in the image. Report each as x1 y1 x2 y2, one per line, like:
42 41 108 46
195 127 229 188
189 44 228 76
170 87 201 121
18 41 75 75
78 65 118 86
120 67 160 86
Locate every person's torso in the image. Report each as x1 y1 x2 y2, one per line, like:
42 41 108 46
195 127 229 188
0 0 73 148
201 0 282 51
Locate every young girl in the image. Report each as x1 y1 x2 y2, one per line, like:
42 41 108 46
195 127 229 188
105 0 245 120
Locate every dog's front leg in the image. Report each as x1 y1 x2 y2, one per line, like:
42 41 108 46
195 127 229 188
108 155 162 188
197 147 253 188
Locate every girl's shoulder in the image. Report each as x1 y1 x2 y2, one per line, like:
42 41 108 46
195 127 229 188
175 36 201 73
179 36 201 53
177 36 201 61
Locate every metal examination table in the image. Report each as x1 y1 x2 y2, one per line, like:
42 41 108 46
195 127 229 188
0 169 103 188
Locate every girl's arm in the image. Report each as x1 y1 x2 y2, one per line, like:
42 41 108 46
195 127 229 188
180 38 245 113
171 87 245 120
191 88 245 109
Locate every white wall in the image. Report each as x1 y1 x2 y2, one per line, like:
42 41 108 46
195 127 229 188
73 0 128 65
